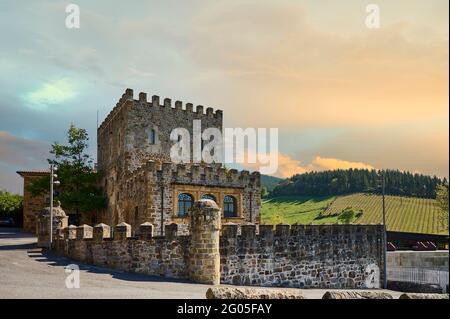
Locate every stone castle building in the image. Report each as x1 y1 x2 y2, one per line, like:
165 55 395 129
97 88 261 235
19 88 261 234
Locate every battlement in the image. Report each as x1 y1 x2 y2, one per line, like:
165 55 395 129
56 222 383 244
98 88 134 134
98 88 223 134
126 160 261 188
220 223 384 239
136 90 223 118
51 216 385 289
58 222 187 242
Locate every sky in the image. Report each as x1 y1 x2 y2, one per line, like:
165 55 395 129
0 0 448 194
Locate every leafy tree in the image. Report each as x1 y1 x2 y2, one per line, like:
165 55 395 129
0 190 23 215
337 207 361 224
435 183 449 232
28 124 106 220
271 168 444 199
0 190 23 226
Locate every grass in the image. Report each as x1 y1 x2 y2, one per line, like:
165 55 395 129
261 193 447 235
261 195 338 225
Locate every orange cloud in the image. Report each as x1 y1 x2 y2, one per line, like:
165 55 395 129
311 156 375 171
241 151 376 178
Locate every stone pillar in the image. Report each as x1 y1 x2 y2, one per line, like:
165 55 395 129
189 199 221 285
36 204 68 248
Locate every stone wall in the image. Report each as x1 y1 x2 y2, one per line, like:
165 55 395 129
220 224 385 289
17 171 49 233
55 222 191 279
52 221 385 289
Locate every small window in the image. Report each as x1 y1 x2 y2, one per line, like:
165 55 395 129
149 129 156 144
178 193 193 217
223 195 237 218
201 194 216 202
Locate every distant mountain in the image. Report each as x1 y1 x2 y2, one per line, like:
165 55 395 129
261 174 284 192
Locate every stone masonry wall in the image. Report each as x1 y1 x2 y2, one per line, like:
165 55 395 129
53 221 385 289
117 161 260 236
55 223 190 279
220 224 385 289
18 172 49 233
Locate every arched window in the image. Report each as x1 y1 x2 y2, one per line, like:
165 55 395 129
177 193 193 217
223 195 237 218
201 194 216 202
149 129 156 144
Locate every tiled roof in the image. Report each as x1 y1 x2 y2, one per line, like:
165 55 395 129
17 170 49 177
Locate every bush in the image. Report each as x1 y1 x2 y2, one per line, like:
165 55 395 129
337 207 363 224
0 190 23 226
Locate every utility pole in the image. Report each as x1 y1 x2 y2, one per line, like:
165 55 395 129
381 173 387 289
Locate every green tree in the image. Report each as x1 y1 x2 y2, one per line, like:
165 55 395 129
0 190 23 215
337 207 356 224
0 190 23 226
28 124 106 221
435 183 449 232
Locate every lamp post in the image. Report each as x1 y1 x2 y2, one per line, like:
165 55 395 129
49 164 60 248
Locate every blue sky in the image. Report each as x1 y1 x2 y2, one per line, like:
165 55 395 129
0 0 448 193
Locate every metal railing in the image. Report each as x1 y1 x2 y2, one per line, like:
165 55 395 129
387 266 449 292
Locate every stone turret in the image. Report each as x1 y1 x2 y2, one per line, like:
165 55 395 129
36 202 68 248
189 199 221 285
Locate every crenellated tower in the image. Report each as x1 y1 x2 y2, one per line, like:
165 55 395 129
96 88 260 233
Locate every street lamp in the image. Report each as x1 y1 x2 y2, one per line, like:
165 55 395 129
49 164 60 248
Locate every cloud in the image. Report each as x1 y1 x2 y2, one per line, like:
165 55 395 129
0 131 49 193
0 0 447 189
0 131 49 167
22 78 78 110
311 156 375 171
241 151 375 178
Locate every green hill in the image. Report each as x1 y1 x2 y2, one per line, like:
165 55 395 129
261 174 284 192
261 193 447 235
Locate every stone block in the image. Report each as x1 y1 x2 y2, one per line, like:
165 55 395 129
114 222 131 240
76 224 93 240
139 222 153 240
93 223 111 241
